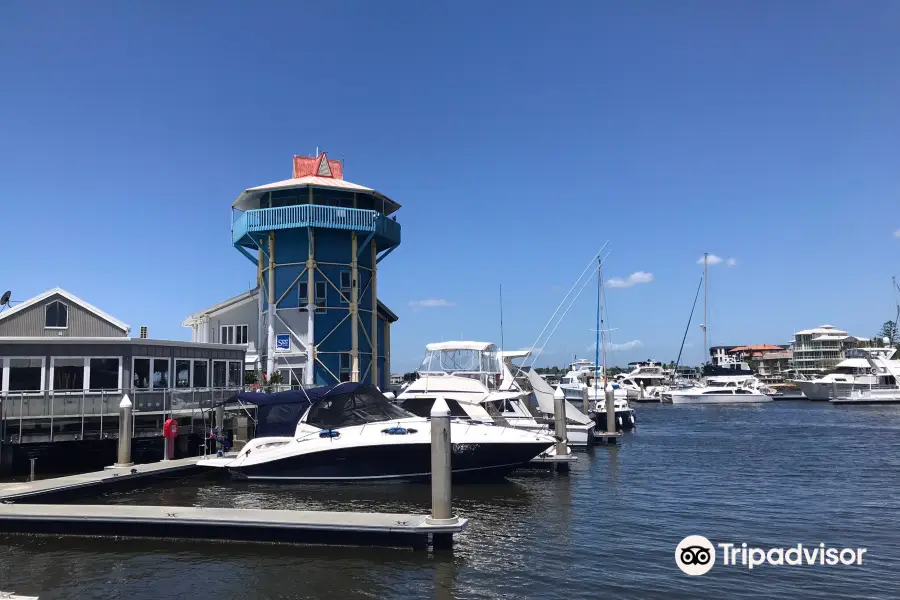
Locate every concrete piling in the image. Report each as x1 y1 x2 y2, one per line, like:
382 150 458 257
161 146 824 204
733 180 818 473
114 394 134 467
29 458 36 482
427 397 458 548
605 384 617 444
553 386 571 473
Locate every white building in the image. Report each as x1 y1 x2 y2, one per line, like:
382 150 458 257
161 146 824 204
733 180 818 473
792 325 868 376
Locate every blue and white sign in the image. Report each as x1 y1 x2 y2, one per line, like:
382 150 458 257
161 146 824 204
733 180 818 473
276 334 291 352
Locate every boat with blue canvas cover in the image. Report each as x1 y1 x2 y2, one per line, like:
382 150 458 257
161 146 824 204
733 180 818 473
199 382 555 482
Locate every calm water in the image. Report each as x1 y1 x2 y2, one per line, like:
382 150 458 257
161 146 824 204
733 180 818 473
2 401 899 599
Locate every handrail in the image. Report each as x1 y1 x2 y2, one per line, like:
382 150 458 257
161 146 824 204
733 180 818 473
231 205 400 245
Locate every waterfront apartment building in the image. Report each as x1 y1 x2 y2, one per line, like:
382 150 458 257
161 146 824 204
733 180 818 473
754 351 794 384
791 325 868 377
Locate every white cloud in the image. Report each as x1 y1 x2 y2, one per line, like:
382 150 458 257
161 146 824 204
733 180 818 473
894 228 900 238
608 340 643 351
408 299 455 309
607 271 654 289
697 254 737 267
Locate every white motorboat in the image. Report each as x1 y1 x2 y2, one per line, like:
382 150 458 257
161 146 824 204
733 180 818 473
829 348 900 405
397 342 594 447
668 385 773 405
616 360 670 401
590 386 637 430
199 382 555 482
796 347 900 401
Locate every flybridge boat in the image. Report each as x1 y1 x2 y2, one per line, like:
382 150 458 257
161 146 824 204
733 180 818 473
616 360 670 401
199 382 554 482
795 347 900 401
397 342 595 446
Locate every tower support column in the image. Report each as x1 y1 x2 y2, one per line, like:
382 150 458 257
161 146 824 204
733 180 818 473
351 233 360 382
306 230 316 385
371 239 379 388
266 232 276 378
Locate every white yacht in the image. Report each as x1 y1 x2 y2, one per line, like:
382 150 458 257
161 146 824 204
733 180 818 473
795 347 900 401
829 348 900 405
668 384 773 405
616 360 670 401
557 361 635 430
397 342 594 447
199 382 555 481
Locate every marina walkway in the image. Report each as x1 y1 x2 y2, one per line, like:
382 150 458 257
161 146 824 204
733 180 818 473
0 503 468 548
0 456 203 502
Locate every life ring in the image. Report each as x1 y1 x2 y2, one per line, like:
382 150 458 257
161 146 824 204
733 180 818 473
870 367 878 375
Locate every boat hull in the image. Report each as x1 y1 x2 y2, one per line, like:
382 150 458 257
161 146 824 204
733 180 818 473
224 440 553 482
670 393 772 405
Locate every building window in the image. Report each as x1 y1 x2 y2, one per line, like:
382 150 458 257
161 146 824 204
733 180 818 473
228 361 242 387
8 358 43 392
175 359 191 389
89 358 120 390
153 359 169 389
133 358 151 389
340 271 351 304
316 281 327 313
219 325 248 345
340 353 351 382
212 360 227 388
53 358 84 391
45 300 68 329
193 360 208 388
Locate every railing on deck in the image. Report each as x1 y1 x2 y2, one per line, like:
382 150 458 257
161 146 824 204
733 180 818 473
0 387 245 444
232 205 400 246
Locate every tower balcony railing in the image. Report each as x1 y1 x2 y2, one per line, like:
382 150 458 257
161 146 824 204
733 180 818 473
232 205 401 249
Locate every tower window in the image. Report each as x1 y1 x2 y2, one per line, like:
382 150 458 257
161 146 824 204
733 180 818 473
340 353 351 382
45 300 68 329
316 281 327 313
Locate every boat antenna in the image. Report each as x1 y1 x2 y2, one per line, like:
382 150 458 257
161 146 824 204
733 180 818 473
499 283 505 356
674 275 704 373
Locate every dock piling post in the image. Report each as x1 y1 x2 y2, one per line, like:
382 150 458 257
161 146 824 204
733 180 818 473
427 397 458 549
605 384 617 444
553 386 570 473
639 382 645 400
114 394 134 467
29 457 36 482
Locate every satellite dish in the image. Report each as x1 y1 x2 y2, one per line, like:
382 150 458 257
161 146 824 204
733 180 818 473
0 291 10 306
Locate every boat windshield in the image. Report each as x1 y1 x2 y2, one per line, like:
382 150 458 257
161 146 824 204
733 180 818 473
305 387 414 429
418 348 500 376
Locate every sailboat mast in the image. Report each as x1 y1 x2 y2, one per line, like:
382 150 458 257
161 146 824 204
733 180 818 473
703 252 708 362
599 261 608 383
594 258 601 396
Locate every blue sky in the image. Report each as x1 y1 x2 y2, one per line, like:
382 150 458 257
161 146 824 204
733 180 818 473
1 1 898 371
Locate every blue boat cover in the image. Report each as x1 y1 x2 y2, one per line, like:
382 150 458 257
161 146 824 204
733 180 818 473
222 382 366 438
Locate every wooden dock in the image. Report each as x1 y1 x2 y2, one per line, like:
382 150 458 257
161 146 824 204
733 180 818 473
0 457 468 549
0 503 468 549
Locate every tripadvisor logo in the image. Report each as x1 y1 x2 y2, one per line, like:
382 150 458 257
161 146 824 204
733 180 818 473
675 536 867 575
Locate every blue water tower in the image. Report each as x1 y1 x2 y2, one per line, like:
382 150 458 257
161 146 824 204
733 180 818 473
231 153 401 388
